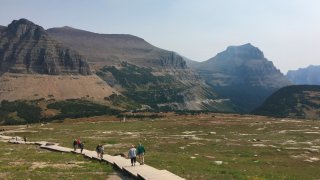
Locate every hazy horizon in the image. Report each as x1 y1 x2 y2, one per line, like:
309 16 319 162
1 0 319 73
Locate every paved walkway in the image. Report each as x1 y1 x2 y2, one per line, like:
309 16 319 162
0 134 185 180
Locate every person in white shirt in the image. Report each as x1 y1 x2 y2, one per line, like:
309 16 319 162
128 145 137 166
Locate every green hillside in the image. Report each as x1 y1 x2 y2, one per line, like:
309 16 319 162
253 85 320 119
97 62 229 111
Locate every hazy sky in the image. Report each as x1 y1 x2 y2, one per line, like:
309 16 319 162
1 0 319 73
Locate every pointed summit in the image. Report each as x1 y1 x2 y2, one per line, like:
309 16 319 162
5 18 46 39
191 43 291 112
9 18 36 26
220 43 264 59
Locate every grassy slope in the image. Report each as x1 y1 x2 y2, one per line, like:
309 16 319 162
2 113 320 179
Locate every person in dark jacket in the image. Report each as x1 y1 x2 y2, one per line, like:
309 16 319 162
73 139 77 151
96 144 101 158
79 142 84 153
137 143 146 165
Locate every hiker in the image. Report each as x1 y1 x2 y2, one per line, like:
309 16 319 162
73 139 77 151
100 145 104 159
23 136 27 143
128 145 137 166
77 138 81 146
96 144 101 158
137 143 145 165
79 142 84 153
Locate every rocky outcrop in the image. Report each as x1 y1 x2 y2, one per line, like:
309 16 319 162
159 52 187 69
190 43 291 112
286 65 320 85
0 19 91 75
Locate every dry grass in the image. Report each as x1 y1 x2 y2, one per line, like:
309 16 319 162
0 73 118 102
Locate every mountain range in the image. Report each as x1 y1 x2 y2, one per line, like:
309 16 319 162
1 18 319 123
0 19 234 119
286 65 320 85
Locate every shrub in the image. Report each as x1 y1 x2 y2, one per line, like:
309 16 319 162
0 100 41 125
46 99 120 120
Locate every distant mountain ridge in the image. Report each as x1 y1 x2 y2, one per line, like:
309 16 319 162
188 43 291 112
286 65 320 85
47 26 187 70
253 85 320 119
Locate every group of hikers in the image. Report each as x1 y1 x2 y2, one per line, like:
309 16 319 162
73 138 85 153
72 139 146 165
128 143 145 166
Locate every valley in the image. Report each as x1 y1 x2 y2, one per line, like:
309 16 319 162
1 1 320 179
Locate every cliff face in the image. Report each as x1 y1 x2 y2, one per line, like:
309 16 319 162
159 51 187 69
286 65 320 85
190 43 291 112
0 19 91 75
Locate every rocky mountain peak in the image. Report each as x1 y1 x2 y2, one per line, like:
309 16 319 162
220 43 265 60
0 18 91 75
190 43 291 112
5 18 46 39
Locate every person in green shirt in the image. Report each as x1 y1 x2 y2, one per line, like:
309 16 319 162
137 143 145 165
